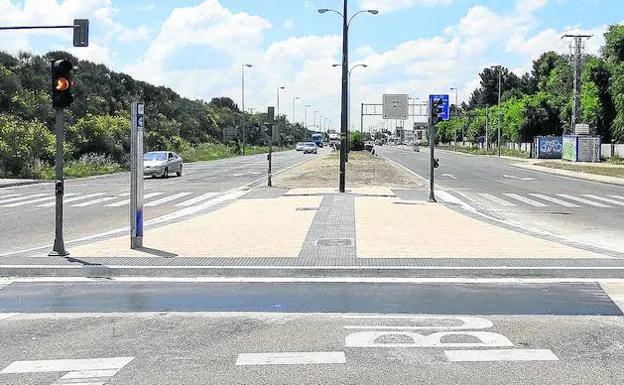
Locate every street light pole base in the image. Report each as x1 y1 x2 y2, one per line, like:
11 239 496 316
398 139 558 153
48 238 69 256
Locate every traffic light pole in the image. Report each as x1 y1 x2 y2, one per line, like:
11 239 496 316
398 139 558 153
428 118 436 203
49 108 68 256
267 136 273 187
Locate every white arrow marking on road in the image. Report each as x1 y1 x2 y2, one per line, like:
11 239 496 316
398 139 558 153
503 175 535 181
442 173 457 179
445 349 558 362
528 193 580 208
557 194 611 208
583 194 624 207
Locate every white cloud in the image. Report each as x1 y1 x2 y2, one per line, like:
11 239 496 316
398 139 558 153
117 25 152 42
516 0 550 13
357 0 452 13
283 18 295 29
69 42 115 65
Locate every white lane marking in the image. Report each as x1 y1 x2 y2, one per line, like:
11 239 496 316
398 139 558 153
105 192 162 207
345 331 513 348
344 316 493 330
144 192 192 207
0 357 134 373
8 277 624 284
0 193 47 204
236 352 346 366
38 193 105 207
72 197 117 207
503 193 548 207
477 193 516 207
175 192 219 207
583 194 624 207
445 349 558 362
503 175 535 181
0 194 18 199
442 173 457 180
0 313 17 321
609 195 624 201
557 194 611 208
2 194 77 208
528 193 580 208
436 191 478 213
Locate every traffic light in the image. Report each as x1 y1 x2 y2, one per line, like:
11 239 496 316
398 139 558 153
51 59 74 108
431 98 444 124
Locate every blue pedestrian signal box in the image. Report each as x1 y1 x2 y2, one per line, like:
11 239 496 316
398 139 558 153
429 94 450 121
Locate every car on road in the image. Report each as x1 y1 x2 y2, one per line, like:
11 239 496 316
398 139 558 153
302 142 318 154
144 151 183 178
295 142 305 151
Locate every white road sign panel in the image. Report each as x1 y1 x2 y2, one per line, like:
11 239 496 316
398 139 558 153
382 93 409 120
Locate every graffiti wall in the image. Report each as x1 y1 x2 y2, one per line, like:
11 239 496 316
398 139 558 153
536 136 562 159
562 136 577 161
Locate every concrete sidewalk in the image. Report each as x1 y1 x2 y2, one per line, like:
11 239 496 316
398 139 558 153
69 186 607 260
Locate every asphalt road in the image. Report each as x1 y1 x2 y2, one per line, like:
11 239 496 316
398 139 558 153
378 146 624 254
1 281 624 384
0 150 311 255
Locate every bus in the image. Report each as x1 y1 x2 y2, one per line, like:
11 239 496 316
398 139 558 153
311 133 324 147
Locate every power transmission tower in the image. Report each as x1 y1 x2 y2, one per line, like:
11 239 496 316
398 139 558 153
562 34 592 132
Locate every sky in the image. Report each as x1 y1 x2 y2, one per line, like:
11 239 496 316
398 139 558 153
0 0 623 130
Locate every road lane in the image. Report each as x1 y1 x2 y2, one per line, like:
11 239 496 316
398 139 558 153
0 150 311 254
378 146 624 253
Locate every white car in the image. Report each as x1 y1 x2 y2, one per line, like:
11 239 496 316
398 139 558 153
144 151 183 178
295 142 305 151
303 142 318 154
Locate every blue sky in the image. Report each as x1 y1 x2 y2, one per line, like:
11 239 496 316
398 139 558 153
1 0 623 129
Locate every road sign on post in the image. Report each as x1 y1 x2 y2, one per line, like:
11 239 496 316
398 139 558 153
130 101 145 249
382 94 409 120
429 94 450 121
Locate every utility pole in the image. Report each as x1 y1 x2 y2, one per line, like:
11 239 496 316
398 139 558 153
562 34 592 132
497 66 502 157
485 106 489 150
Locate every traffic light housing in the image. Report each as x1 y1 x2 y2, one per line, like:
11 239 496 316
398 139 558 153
51 59 74 108
431 98 444 124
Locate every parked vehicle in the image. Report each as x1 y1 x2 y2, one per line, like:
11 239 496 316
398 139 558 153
296 142 305 151
144 151 183 178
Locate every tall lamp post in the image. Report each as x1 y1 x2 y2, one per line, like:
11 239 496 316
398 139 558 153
449 87 458 148
314 110 319 130
292 96 300 124
241 63 252 155
276 86 286 117
304 104 312 129
319 4 378 193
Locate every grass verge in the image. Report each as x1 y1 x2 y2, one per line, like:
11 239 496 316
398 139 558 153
537 161 624 178
437 145 530 158
274 150 425 189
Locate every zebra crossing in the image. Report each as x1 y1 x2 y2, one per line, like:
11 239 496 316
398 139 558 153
0 191 220 210
460 191 624 209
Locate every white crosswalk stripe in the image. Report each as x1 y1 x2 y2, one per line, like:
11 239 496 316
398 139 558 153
0 194 18 200
72 196 117 207
175 192 219 207
477 193 516 207
0 193 47 205
583 194 624 207
144 192 192 207
38 193 105 207
556 194 611 208
2 194 78 208
105 192 163 207
503 193 548 207
528 193 580 208
609 195 624 201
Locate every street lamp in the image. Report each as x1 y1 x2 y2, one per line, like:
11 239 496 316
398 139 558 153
304 104 311 129
313 110 319 130
319 3 378 193
276 86 285 117
241 64 253 155
292 96 300 124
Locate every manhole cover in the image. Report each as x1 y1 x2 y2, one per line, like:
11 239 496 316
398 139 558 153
296 207 320 211
317 238 353 247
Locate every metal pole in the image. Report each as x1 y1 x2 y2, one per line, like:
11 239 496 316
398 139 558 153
498 67 502 157
361 103 364 133
241 66 246 155
268 130 273 187
130 102 144 249
339 0 348 193
49 108 68 256
428 116 436 203
485 106 489 150
277 88 280 117
314 111 318 130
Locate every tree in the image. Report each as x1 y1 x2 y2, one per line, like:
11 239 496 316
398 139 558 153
581 56 615 141
0 114 54 177
604 24 624 142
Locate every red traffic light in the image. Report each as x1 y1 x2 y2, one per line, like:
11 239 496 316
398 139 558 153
55 78 70 92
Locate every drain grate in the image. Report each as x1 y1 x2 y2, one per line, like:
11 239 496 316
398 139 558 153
316 238 353 247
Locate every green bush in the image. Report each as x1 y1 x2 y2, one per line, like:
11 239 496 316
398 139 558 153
349 131 365 151
34 153 124 179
